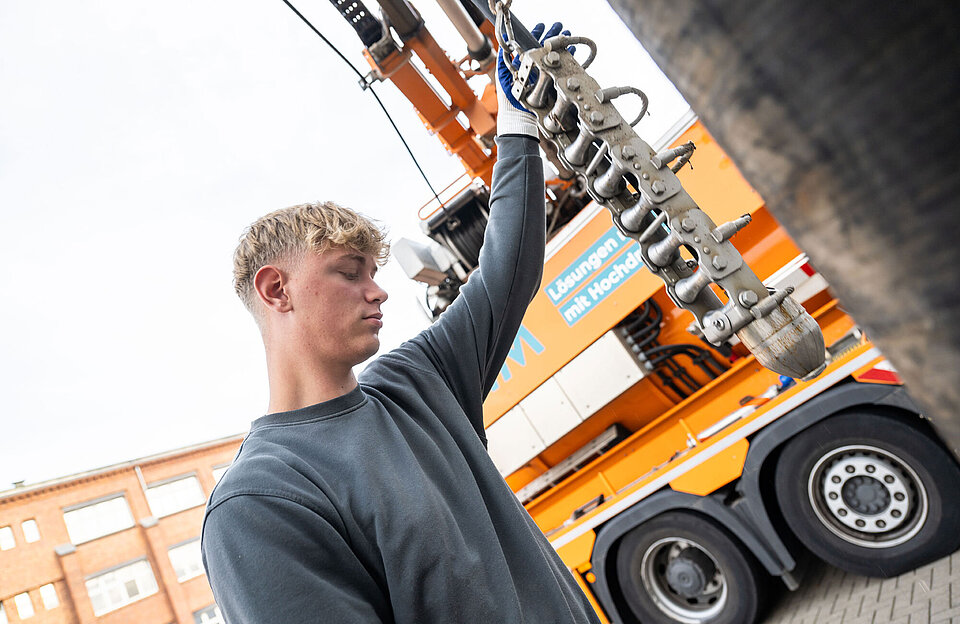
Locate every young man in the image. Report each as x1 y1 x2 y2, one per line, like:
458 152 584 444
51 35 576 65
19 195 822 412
202 24 601 623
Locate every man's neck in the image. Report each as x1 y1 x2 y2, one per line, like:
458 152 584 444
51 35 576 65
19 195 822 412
264 352 358 415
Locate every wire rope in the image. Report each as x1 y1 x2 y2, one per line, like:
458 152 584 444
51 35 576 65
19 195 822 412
279 0 443 205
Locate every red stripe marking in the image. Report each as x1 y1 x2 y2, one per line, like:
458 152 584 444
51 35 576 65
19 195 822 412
857 368 902 384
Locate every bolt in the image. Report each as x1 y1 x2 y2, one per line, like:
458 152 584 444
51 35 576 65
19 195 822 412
828 492 839 500
681 218 696 232
712 256 727 270
738 291 759 307
891 509 902 518
686 259 697 269
702 246 710 254
589 111 604 124
838 508 848 517
576 95 583 101
651 180 666 194
884 475 895 483
855 519 866 528
566 77 581 91
641 172 650 180
583 103 591 110
846 465 856 474
876 519 886 528
713 318 725 329
622 145 636 160
633 163 641 169
865 465 875 473
832 476 841 484
693 236 701 243
894 492 905 501
544 51 561 67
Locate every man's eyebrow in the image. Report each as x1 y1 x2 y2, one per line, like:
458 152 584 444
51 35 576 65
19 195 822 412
337 253 377 274
335 253 365 264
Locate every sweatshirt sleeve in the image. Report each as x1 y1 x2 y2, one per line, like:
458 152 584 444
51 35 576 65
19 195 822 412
415 135 545 438
202 494 389 624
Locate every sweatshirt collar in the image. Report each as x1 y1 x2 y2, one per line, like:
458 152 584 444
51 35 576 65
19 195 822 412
251 385 367 429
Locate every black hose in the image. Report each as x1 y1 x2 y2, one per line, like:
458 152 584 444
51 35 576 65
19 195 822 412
622 299 661 334
621 300 652 332
647 344 727 376
655 369 688 400
664 357 701 393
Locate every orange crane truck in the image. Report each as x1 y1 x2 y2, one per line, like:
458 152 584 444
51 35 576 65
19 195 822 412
326 0 960 621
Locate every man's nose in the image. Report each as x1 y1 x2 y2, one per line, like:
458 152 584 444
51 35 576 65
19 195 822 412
368 280 388 303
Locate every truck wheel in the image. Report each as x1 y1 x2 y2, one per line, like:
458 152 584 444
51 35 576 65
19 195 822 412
615 511 766 624
775 411 960 577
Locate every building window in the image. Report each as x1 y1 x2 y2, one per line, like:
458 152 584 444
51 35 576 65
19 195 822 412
211 464 230 484
63 495 134 544
0 526 14 550
38 584 59 610
168 539 204 582
13 593 34 619
146 475 205 518
193 604 224 624
86 559 158 616
21 519 40 543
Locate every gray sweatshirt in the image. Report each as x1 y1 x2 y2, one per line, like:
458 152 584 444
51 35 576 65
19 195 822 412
201 136 602 624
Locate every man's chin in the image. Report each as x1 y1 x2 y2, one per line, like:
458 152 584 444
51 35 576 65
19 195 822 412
360 339 381 362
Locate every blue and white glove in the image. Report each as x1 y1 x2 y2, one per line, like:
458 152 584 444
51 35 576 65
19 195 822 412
496 22 569 138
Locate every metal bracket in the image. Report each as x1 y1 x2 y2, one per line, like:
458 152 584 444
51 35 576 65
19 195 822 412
510 33 825 379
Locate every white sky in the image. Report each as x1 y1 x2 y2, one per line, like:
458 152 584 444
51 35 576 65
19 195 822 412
0 0 687 488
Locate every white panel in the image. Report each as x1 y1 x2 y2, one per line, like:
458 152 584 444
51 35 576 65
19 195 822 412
791 273 828 303
393 238 448 286
485 405 546 477
763 254 830 304
554 332 645 419
521 377 583 447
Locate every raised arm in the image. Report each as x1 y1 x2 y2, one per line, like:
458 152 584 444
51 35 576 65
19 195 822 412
372 25 572 439
420 132 544 405
409 61 545 436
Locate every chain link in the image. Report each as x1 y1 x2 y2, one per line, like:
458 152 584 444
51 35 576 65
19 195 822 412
490 0 520 78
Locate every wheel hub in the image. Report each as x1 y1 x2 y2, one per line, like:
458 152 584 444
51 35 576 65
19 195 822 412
665 547 716 598
640 537 727 623
841 475 890 514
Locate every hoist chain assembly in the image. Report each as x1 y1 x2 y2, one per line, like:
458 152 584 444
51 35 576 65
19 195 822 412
493 2 826 380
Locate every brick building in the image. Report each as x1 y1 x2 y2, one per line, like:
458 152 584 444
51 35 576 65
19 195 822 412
0 435 243 624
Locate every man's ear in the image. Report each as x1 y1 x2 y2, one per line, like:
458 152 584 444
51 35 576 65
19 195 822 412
253 265 292 314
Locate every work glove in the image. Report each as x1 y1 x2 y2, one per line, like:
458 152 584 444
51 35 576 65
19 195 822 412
496 22 570 138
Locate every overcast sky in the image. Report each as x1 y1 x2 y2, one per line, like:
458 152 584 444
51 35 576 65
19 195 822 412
0 0 687 488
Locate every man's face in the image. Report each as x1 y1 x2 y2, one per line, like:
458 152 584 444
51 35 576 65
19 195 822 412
287 245 388 367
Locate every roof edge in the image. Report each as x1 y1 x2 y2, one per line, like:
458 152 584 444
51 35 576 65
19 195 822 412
0 432 244 502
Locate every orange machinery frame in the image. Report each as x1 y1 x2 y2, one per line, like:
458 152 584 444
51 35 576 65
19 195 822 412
361 19 500 185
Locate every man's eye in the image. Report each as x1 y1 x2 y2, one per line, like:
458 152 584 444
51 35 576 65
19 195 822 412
341 272 359 280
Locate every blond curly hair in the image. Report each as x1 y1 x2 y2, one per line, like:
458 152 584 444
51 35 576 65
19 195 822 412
233 201 390 316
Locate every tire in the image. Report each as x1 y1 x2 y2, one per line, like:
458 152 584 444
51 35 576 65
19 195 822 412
774 411 960 577
615 511 766 624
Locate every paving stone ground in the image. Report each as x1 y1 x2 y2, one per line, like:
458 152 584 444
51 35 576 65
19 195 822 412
763 550 960 624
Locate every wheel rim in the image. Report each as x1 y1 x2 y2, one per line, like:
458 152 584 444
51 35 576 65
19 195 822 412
639 537 728 623
807 444 928 548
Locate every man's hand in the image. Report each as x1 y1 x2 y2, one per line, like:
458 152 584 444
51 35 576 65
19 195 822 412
495 22 570 137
